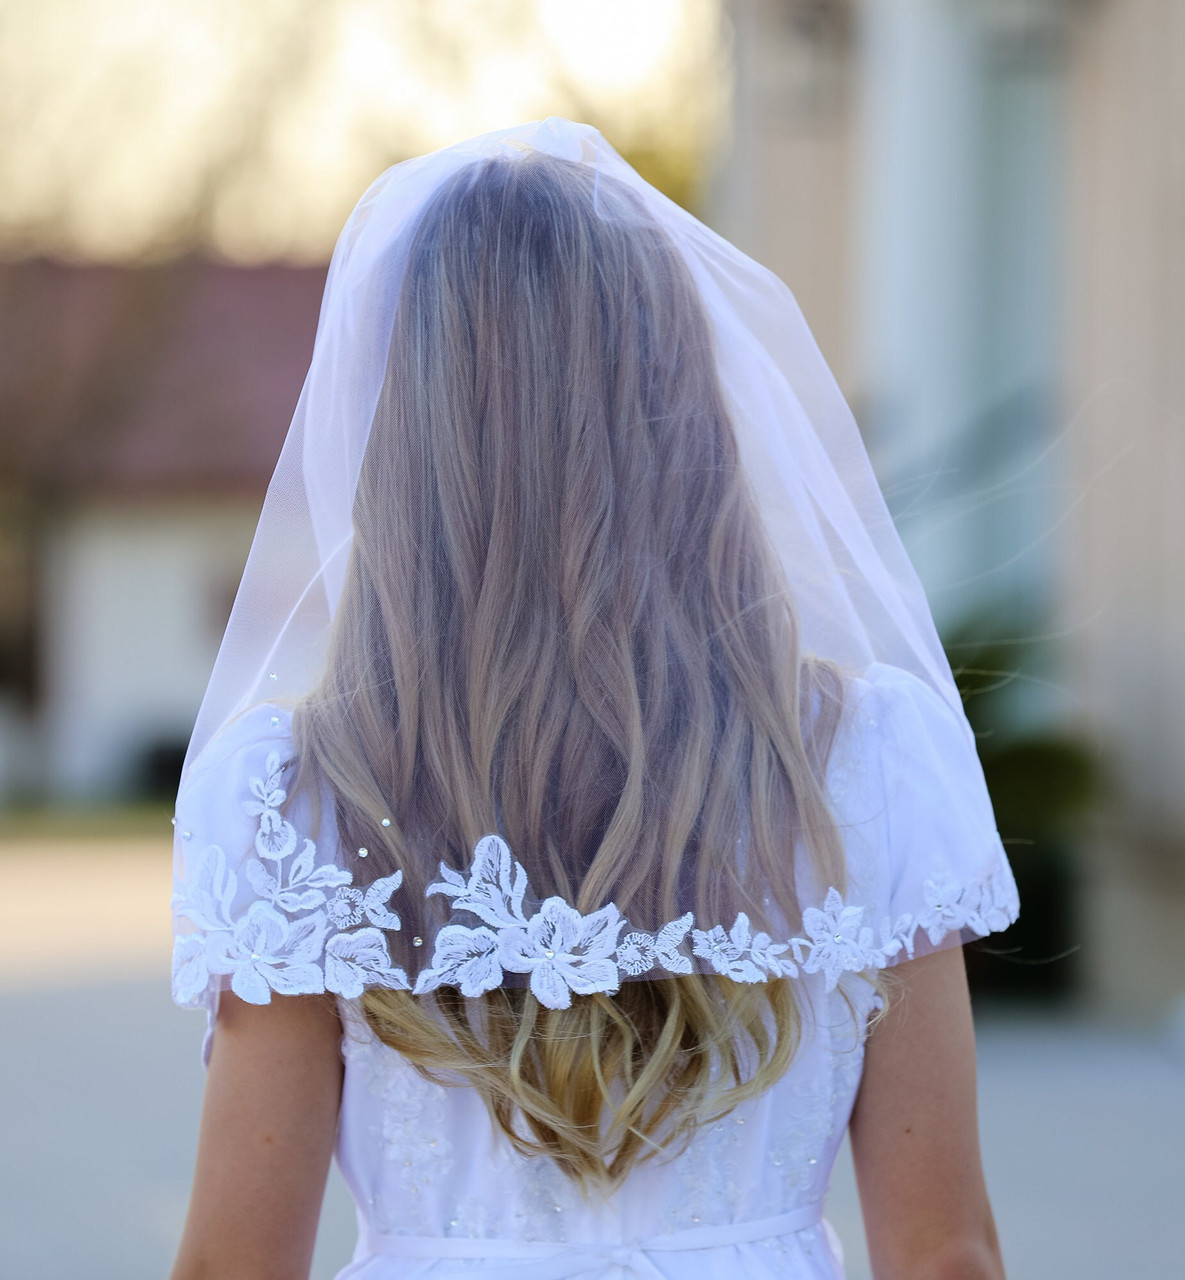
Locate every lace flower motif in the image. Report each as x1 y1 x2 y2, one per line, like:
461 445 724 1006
172 750 409 1006
796 888 898 989
327 887 365 929
415 836 628 1009
498 898 625 1009
173 743 1020 1011
412 924 502 999
205 900 328 1003
692 915 765 983
618 914 695 977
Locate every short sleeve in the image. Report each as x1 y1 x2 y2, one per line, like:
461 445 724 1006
169 704 409 1063
803 662 1020 985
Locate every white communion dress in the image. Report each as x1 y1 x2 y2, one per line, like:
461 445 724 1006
172 662 1019 1280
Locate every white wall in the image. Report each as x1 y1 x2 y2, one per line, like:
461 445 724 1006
41 499 259 798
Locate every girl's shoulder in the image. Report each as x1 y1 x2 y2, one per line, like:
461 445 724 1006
814 661 1019 977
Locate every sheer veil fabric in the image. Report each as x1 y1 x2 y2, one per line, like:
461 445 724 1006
170 118 1018 1037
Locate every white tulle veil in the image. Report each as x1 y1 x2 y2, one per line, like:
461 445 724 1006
170 118 1017 1024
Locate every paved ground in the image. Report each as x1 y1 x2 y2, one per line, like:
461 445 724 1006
1 841 1181 1279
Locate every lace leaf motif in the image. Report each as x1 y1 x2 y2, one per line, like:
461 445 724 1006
173 752 1020 1011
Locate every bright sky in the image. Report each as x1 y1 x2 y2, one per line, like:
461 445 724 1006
0 0 725 263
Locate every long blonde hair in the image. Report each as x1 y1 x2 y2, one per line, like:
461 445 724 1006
293 154 847 1191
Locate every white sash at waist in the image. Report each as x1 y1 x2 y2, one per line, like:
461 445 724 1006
358 1201 826 1279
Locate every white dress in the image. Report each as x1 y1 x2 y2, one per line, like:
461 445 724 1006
330 970 872 1280
172 663 1019 1280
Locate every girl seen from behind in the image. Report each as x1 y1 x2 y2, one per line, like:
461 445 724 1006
170 120 1015 1280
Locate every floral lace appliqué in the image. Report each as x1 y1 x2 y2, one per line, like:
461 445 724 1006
173 750 1019 1012
172 750 410 1005
411 836 1017 1003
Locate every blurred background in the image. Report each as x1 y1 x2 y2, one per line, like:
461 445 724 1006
0 1 1180 1277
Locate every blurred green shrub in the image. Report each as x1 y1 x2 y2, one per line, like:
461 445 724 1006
943 613 1103 1000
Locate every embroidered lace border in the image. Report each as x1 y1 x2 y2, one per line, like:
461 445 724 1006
172 750 1019 1011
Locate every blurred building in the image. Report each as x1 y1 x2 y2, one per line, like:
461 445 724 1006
0 262 325 798
712 0 1184 1018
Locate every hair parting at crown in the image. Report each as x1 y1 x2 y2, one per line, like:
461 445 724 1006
292 153 850 1193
